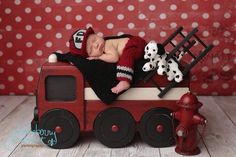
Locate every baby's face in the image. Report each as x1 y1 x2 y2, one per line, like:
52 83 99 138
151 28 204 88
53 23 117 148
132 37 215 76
86 34 105 57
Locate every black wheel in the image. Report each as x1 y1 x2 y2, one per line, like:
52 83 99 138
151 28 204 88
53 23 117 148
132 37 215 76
139 108 176 147
93 107 136 148
38 109 80 149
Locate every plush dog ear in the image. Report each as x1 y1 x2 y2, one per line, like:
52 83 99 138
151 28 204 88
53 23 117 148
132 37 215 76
156 43 165 55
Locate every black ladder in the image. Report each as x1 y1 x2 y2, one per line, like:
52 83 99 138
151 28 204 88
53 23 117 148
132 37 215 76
144 26 214 98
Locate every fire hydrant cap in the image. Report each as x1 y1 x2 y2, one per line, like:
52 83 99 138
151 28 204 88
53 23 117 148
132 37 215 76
177 92 202 109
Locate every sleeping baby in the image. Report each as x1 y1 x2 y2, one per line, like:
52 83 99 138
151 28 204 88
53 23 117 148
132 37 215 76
69 27 147 94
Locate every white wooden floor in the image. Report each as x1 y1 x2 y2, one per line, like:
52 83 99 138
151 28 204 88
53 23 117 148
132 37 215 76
0 96 236 157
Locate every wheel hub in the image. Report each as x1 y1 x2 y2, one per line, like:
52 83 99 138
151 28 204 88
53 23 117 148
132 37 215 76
111 124 119 132
55 126 63 133
156 124 164 133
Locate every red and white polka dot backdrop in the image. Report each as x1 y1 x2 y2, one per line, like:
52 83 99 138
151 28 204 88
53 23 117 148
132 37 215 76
0 0 235 95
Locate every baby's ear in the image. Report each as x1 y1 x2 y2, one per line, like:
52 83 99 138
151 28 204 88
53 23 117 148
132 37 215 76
156 43 165 55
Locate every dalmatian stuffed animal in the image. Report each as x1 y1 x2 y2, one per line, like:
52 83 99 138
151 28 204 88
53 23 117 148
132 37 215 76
142 41 185 83
142 41 166 73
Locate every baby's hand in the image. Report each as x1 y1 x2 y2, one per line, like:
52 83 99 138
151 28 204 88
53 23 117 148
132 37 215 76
87 56 99 60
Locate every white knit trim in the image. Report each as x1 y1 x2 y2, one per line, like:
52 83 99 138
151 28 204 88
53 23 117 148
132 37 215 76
117 66 134 74
117 72 132 80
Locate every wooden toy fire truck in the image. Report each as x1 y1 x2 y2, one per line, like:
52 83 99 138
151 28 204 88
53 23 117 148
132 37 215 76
31 27 213 149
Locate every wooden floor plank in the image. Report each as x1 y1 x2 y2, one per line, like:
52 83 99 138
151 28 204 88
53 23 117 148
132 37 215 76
8 132 59 157
0 96 34 157
0 96 28 122
198 96 236 157
214 96 236 125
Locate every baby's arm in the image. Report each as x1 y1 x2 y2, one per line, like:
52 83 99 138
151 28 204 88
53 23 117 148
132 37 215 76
98 53 119 63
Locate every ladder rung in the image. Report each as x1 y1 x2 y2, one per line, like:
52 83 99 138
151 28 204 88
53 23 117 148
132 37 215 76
162 27 183 47
166 28 199 61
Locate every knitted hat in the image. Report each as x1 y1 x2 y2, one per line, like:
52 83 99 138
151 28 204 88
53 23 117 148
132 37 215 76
69 27 95 57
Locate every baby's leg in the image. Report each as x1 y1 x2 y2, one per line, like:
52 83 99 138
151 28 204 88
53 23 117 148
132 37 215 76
111 81 130 94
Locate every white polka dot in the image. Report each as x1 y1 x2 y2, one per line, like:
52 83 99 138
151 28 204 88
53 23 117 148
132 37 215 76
96 0 103 2
172 40 177 45
6 25 12 31
66 41 70 47
0 84 5 90
213 40 220 46
55 0 62 4
75 0 82 3
7 59 14 65
128 5 135 11
192 22 198 28
222 65 230 72
0 68 4 73
26 59 33 65
201 83 208 89
170 22 177 28
55 15 62 21
35 16 42 22
138 13 146 20
213 22 220 28
65 6 72 12
65 24 72 30
26 42 33 47
0 51 3 56
5 8 12 14
213 3 221 10
18 84 24 90
202 31 209 37
27 76 34 82
212 57 219 63
201 66 208 72
45 24 52 30
213 75 219 80
45 7 52 13
233 75 236 80
160 31 167 37
128 23 135 29
149 22 156 29
107 5 113 11
16 50 23 56
181 13 188 19
75 15 82 21
222 83 229 89
202 13 209 19
8 76 14 82
170 4 177 11
15 16 22 22
14 0 21 5
224 12 231 19
96 14 103 21
0 34 2 40
223 48 230 54
34 0 41 4
17 67 24 73
138 31 145 37
55 33 62 39
85 6 93 12
149 4 156 11
192 4 199 10
117 0 124 2
36 50 43 56
25 7 31 13
46 41 53 47
117 14 124 20
224 31 231 37
159 13 167 20
35 33 42 39
6 42 13 48
25 25 32 31
107 23 114 29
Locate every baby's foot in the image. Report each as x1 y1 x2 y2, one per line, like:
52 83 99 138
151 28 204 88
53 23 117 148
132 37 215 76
111 81 130 94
